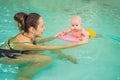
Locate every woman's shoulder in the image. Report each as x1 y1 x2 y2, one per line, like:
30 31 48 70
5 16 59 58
9 33 22 42
10 33 27 42
10 35 19 42
10 34 34 45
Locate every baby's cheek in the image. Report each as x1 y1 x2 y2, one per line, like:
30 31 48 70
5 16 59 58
71 27 75 30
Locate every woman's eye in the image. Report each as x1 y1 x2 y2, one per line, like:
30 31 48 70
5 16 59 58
42 25 44 28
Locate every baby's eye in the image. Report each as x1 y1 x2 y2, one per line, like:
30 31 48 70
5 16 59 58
76 25 78 26
72 25 74 27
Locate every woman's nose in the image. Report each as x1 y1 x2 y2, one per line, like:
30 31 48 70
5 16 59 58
43 27 45 31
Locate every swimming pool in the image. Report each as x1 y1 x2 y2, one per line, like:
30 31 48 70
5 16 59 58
0 0 120 80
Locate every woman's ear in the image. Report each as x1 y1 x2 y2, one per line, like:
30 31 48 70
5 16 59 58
29 27 35 33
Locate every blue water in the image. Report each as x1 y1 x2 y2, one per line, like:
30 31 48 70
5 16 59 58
0 0 120 80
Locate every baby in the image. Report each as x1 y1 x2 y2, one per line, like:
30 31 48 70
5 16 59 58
57 16 89 41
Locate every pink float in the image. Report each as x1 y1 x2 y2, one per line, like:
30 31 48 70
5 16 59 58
57 34 80 42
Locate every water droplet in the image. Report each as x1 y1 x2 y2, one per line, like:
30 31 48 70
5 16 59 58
3 69 8 72
117 77 120 80
6 10 9 12
4 19 8 22
5 78 8 80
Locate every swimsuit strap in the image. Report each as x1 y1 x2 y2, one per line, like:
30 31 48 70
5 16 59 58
7 36 37 50
8 39 13 50
7 39 31 54
12 42 33 44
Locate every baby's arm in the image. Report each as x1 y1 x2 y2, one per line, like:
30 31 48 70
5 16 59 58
56 29 72 36
64 29 71 33
81 29 89 39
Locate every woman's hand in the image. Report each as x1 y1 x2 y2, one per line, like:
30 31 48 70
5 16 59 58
55 32 62 37
77 38 88 44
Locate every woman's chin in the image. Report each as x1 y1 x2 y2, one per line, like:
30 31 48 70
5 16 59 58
36 34 42 37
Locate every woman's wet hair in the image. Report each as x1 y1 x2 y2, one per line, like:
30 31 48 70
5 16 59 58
14 12 41 32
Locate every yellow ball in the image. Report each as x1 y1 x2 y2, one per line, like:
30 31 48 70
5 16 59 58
86 29 96 38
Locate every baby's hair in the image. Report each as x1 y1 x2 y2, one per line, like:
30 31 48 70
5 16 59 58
14 12 41 32
71 15 82 22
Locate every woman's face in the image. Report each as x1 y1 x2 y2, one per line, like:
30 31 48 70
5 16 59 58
35 17 45 37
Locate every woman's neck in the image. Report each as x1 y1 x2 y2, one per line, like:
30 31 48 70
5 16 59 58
22 32 35 42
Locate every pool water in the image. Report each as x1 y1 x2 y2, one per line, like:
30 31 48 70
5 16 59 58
0 0 120 80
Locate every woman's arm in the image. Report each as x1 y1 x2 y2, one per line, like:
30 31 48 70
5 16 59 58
13 39 88 51
35 36 56 43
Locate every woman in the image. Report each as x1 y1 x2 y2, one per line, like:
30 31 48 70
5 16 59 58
0 12 88 80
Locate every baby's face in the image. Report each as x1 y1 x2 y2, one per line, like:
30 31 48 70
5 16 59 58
71 20 82 30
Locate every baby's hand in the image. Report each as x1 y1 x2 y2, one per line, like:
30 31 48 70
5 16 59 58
55 31 68 37
62 31 68 35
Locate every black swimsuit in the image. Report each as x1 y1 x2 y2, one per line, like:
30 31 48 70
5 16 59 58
0 40 25 58
0 39 36 59
0 49 22 58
